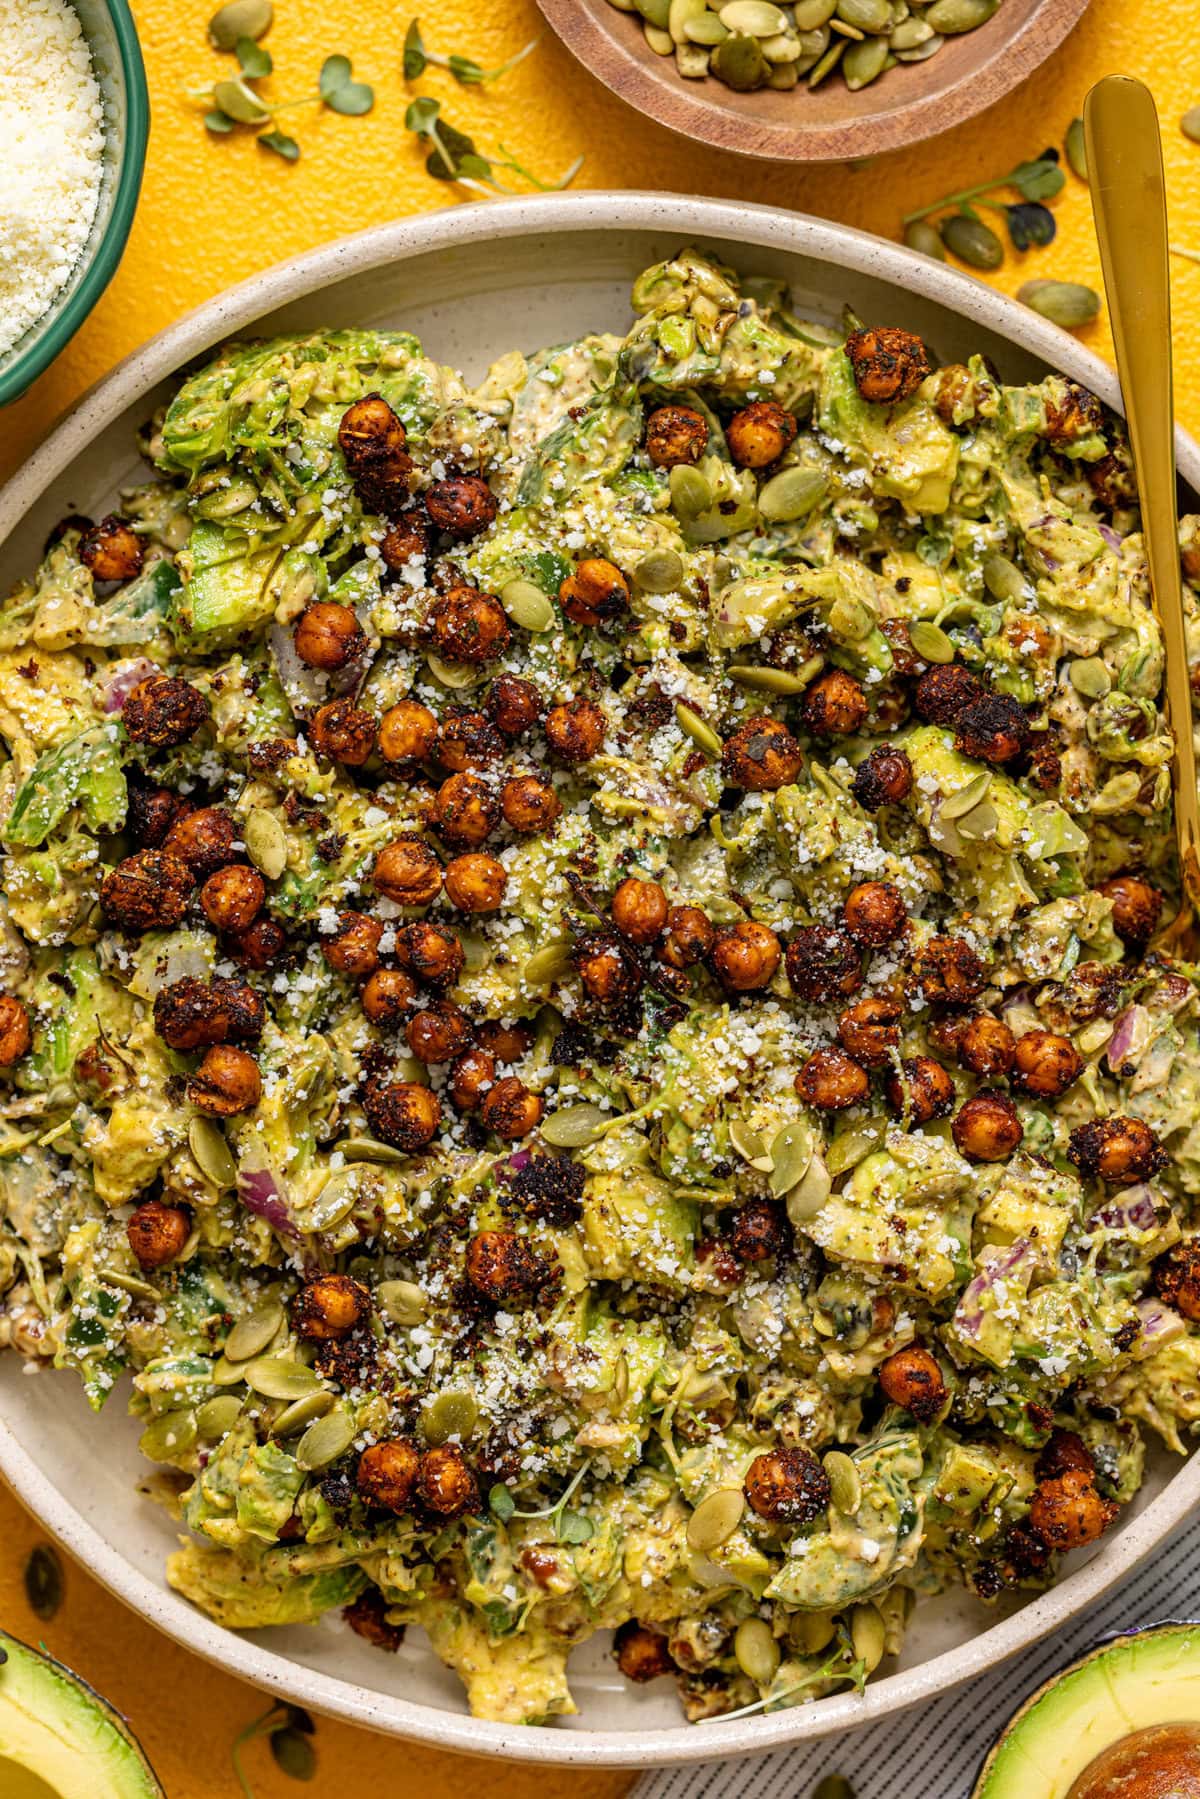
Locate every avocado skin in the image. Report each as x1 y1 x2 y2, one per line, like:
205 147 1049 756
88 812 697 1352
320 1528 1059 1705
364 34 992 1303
0 1629 163 1798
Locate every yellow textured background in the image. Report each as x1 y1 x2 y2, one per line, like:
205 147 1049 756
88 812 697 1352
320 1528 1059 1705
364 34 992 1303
1 0 1199 1792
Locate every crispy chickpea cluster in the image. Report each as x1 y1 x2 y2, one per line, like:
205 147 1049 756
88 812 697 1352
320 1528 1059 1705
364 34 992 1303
1152 1237 1200 1322
127 1200 190 1270
363 1078 442 1151
337 395 412 512
725 401 797 469
801 670 868 738
1099 875 1164 948
852 744 913 809
721 716 803 791
101 850 193 932
614 1621 676 1683
1068 1116 1167 1184
294 1274 371 1341
425 474 497 540
785 926 862 1004
645 404 707 469
559 559 629 629
879 1346 948 1423
845 326 931 405
1028 1467 1117 1551
294 601 366 672
429 585 511 665
743 1445 830 1524
122 675 210 749
80 514 144 582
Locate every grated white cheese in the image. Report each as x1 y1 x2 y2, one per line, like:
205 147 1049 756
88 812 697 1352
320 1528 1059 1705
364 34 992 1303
0 0 105 359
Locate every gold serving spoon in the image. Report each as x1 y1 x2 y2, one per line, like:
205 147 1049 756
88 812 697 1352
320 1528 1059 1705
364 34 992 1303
1085 75 1200 958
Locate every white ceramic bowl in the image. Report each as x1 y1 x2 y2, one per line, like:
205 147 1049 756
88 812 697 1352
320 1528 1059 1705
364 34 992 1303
1 193 1197 1768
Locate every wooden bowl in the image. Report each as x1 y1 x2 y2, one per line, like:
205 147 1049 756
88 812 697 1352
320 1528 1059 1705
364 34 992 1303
535 0 1092 162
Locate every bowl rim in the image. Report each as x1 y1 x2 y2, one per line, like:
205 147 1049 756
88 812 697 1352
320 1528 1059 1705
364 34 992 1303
0 0 150 409
1 190 1198 1767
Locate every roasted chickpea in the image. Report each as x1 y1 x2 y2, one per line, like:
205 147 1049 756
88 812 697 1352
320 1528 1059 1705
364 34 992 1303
612 876 668 946
852 744 914 810
1012 1030 1083 1099
878 1345 947 1423
501 773 561 835
444 852 507 913
294 601 366 672
436 707 503 772
952 693 1030 767
322 912 384 978
80 513 144 582
433 772 499 850
126 1199 189 1270
574 932 644 1007
785 926 863 1004
416 1444 480 1517
729 1198 789 1265
1099 875 1164 948
559 558 629 629
0 997 31 1067
1152 1237 1200 1322
379 509 431 573
372 837 442 906
429 584 511 665
486 674 542 738
188 1045 262 1116
711 920 781 992
449 1047 497 1112
926 1010 969 1059
660 904 715 970
743 1445 830 1524
885 1055 955 1123
163 806 237 880
200 865 265 935
801 670 868 738
406 1001 472 1065
228 916 288 970
309 697 378 766
343 1588 406 1654
337 395 412 511
725 400 798 469
101 850 193 932
361 968 419 1027
1068 1115 1167 1184
126 779 191 850
613 1621 676 1683
480 1075 543 1141
475 1019 532 1063
845 326 931 405
645 404 708 469
913 663 986 725
294 1274 371 1341
122 675 210 748
357 1438 420 1513
1035 1428 1095 1484
246 737 298 778
720 715 803 791
796 1046 870 1112
363 1078 442 1152
465 1229 541 1305
1044 379 1105 450
1028 1467 1117 1551
425 474 498 540
378 699 438 766
952 1092 1024 1162
957 1014 1016 1078
394 920 464 990
545 696 606 763
912 935 986 1007
843 881 907 947
153 976 265 1051
837 994 901 1066
1088 447 1138 515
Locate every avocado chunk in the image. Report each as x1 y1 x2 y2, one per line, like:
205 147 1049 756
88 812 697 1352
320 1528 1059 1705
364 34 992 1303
0 1630 162 1798
974 1622 1200 1798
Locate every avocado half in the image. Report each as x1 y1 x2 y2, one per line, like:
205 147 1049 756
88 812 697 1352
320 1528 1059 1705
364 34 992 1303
973 1621 1200 1799
0 1631 163 1799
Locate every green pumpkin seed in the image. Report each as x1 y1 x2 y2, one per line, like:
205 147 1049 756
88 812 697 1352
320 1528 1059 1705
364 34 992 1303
807 36 845 83
825 1124 879 1176
669 464 712 518
828 594 875 642
956 797 998 841
140 1408 198 1462
761 31 802 62
1077 1016 1115 1055
941 771 993 820
209 0 273 50
377 1279 428 1326
212 76 270 123
644 20 675 51
940 214 1004 270
224 1300 285 1363
734 1617 781 1685
422 1388 478 1445
302 1169 363 1231
635 548 685 593
757 466 826 523
24 1546 64 1621
425 652 482 690
188 1116 238 1190
720 0 788 32
1069 656 1112 699
243 809 288 881
197 1394 244 1440
712 30 769 87
1066 115 1088 179
907 620 955 664
793 0 837 23
925 0 995 27
272 1389 335 1436
903 220 946 260
635 0 672 23
850 1602 887 1672
823 1449 862 1514
686 1486 745 1551
1184 107 1200 145
843 33 888 84
894 31 942 60
729 657 822 694
890 15 933 47
729 1117 772 1169
242 1356 322 1401
675 702 722 757
96 1267 160 1300
522 940 573 987
793 1610 837 1656
541 1102 609 1148
669 0 709 40
836 0 890 28
769 1120 813 1196
676 44 711 77
983 553 1026 603
210 1354 248 1387
1017 280 1101 330
340 1136 408 1165
786 1152 831 1222
501 577 556 633
766 60 799 87
685 14 730 42
297 1407 357 1470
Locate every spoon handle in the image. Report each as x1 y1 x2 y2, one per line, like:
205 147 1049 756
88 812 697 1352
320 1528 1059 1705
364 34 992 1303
1084 75 1200 909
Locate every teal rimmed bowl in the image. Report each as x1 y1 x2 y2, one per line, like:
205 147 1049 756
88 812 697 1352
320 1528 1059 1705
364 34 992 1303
0 0 148 407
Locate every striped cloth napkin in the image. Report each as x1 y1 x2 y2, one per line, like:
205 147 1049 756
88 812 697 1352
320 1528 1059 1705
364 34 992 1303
634 1516 1200 1799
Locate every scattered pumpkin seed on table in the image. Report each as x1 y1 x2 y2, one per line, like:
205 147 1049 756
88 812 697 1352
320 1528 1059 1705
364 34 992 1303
1017 279 1102 330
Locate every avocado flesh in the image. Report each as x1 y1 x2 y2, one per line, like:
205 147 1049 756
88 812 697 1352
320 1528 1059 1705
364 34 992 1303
976 1623 1200 1798
0 1633 162 1799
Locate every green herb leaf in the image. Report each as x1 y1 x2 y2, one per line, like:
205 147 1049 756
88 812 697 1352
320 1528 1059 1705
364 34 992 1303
205 108 237 133
405 94 441 134
447 53 487 84
489 1483 516 1522
319 52 352 96
426 120 479 181
557 1509 595 1545
258 128 300 160
24 1545 63 1620
403 19 427 80
235 36 272 77
319 53 374 115
1009 156 1065 202
270 1728 317 1781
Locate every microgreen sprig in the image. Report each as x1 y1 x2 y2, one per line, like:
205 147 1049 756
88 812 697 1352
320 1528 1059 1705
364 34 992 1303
903 153 1065 223
232 1702 316 1795
903 150 1064 260
404 96 582 196
488 1461 596 1544
403 18 540 87
696 1645 867 1725
196 38 374 159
